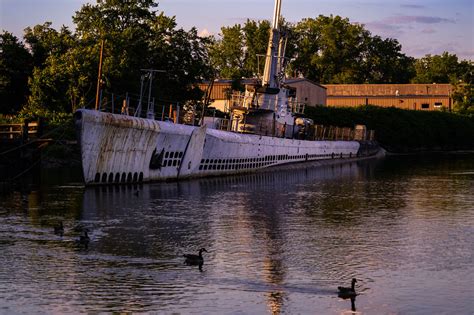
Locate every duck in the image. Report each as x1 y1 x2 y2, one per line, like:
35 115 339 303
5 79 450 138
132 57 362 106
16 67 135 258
53 221 64 236
183 248 207 265
72 223 85 233
77 229 90 248
338 278 358 298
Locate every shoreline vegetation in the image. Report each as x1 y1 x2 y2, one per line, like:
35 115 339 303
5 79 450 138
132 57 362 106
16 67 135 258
305 105 474 153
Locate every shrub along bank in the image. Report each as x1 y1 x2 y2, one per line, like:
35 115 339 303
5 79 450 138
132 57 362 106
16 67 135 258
304 105 474 153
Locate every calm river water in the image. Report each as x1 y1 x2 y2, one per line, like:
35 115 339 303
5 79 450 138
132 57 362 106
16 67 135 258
1 154 473 314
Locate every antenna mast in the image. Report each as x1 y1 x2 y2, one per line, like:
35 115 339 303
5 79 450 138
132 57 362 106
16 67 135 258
262 0 282 88
134 69 165 118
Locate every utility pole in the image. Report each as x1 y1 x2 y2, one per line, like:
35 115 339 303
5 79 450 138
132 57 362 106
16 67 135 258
95 39 105 111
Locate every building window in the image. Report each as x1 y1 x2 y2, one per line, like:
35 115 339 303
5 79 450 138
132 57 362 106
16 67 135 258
421 103 430 109
434 102 443 107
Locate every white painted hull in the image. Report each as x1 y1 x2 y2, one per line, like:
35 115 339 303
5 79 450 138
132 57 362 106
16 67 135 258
75 109 364 185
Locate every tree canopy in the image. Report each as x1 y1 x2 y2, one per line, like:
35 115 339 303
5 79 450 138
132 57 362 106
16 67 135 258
209 19 272 80
0 0 472 116
0 32 33 114
21 0 212 116
290 15 416 84
411 52 472 84
207 15 418 84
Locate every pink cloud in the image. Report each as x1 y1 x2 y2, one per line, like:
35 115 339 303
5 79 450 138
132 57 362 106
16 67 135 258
421 28 436 34
400 5 425 9
381 15 455 25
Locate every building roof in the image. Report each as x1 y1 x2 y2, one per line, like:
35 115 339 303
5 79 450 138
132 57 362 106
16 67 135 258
285 78 327 89
196 77 327 100
324 84 452 97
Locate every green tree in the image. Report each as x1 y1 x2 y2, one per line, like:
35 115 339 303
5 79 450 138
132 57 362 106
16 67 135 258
24 0 212 116
292 15 368 83
242 19 271 77
362 36 415 83
209 24 247 79
147 18 213 102
411 53 473 114
24 22 72 69
23 24 78 114
291 15 414 84
411 52 466 84
0 31 33 114
452 82 473 115
72 0 155 100
209 19 294 80
74 0 211 105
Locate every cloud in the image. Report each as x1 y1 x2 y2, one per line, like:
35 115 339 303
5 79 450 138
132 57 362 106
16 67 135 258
198 28 212 37
400 4 425 9
403 41 474 60
421 28 436 34
364 14 455 38
364 21 401 33
381 15 455 25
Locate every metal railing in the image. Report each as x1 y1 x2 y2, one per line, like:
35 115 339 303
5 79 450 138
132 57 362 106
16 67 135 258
215 118 375 141
94 91 375 141
228 92 306 115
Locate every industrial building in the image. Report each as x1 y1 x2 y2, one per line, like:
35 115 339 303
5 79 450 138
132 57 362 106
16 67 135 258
325 84 453 111
197 78 327 112
198 81 453 112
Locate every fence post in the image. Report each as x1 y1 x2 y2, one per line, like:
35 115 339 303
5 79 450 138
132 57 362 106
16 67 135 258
22 120 28 144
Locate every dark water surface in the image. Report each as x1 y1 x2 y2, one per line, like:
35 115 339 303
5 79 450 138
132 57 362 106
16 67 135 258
1 154 473 314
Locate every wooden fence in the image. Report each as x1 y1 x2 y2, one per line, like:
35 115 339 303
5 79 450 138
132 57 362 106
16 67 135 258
0 121 40 143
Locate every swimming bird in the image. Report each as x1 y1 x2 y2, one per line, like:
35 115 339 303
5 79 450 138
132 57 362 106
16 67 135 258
338 278 358 298
72 223 85 233
53 221 64 236
77 229 90 249
183 248 207 266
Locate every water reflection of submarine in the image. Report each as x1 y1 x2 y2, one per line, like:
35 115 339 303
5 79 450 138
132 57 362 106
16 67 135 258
81 159 367 216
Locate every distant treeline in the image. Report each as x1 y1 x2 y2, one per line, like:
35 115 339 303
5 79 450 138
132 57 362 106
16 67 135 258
305 106 474 152
0 0 472 119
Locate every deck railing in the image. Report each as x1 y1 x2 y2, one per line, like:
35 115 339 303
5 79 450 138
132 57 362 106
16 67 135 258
94 94 375 141
228 93 306 115
214 118 375 141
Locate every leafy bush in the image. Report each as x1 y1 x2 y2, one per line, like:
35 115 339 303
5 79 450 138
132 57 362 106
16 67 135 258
305 105 474 152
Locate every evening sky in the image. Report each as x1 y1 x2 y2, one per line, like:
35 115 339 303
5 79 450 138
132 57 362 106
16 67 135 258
1 0 472 60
